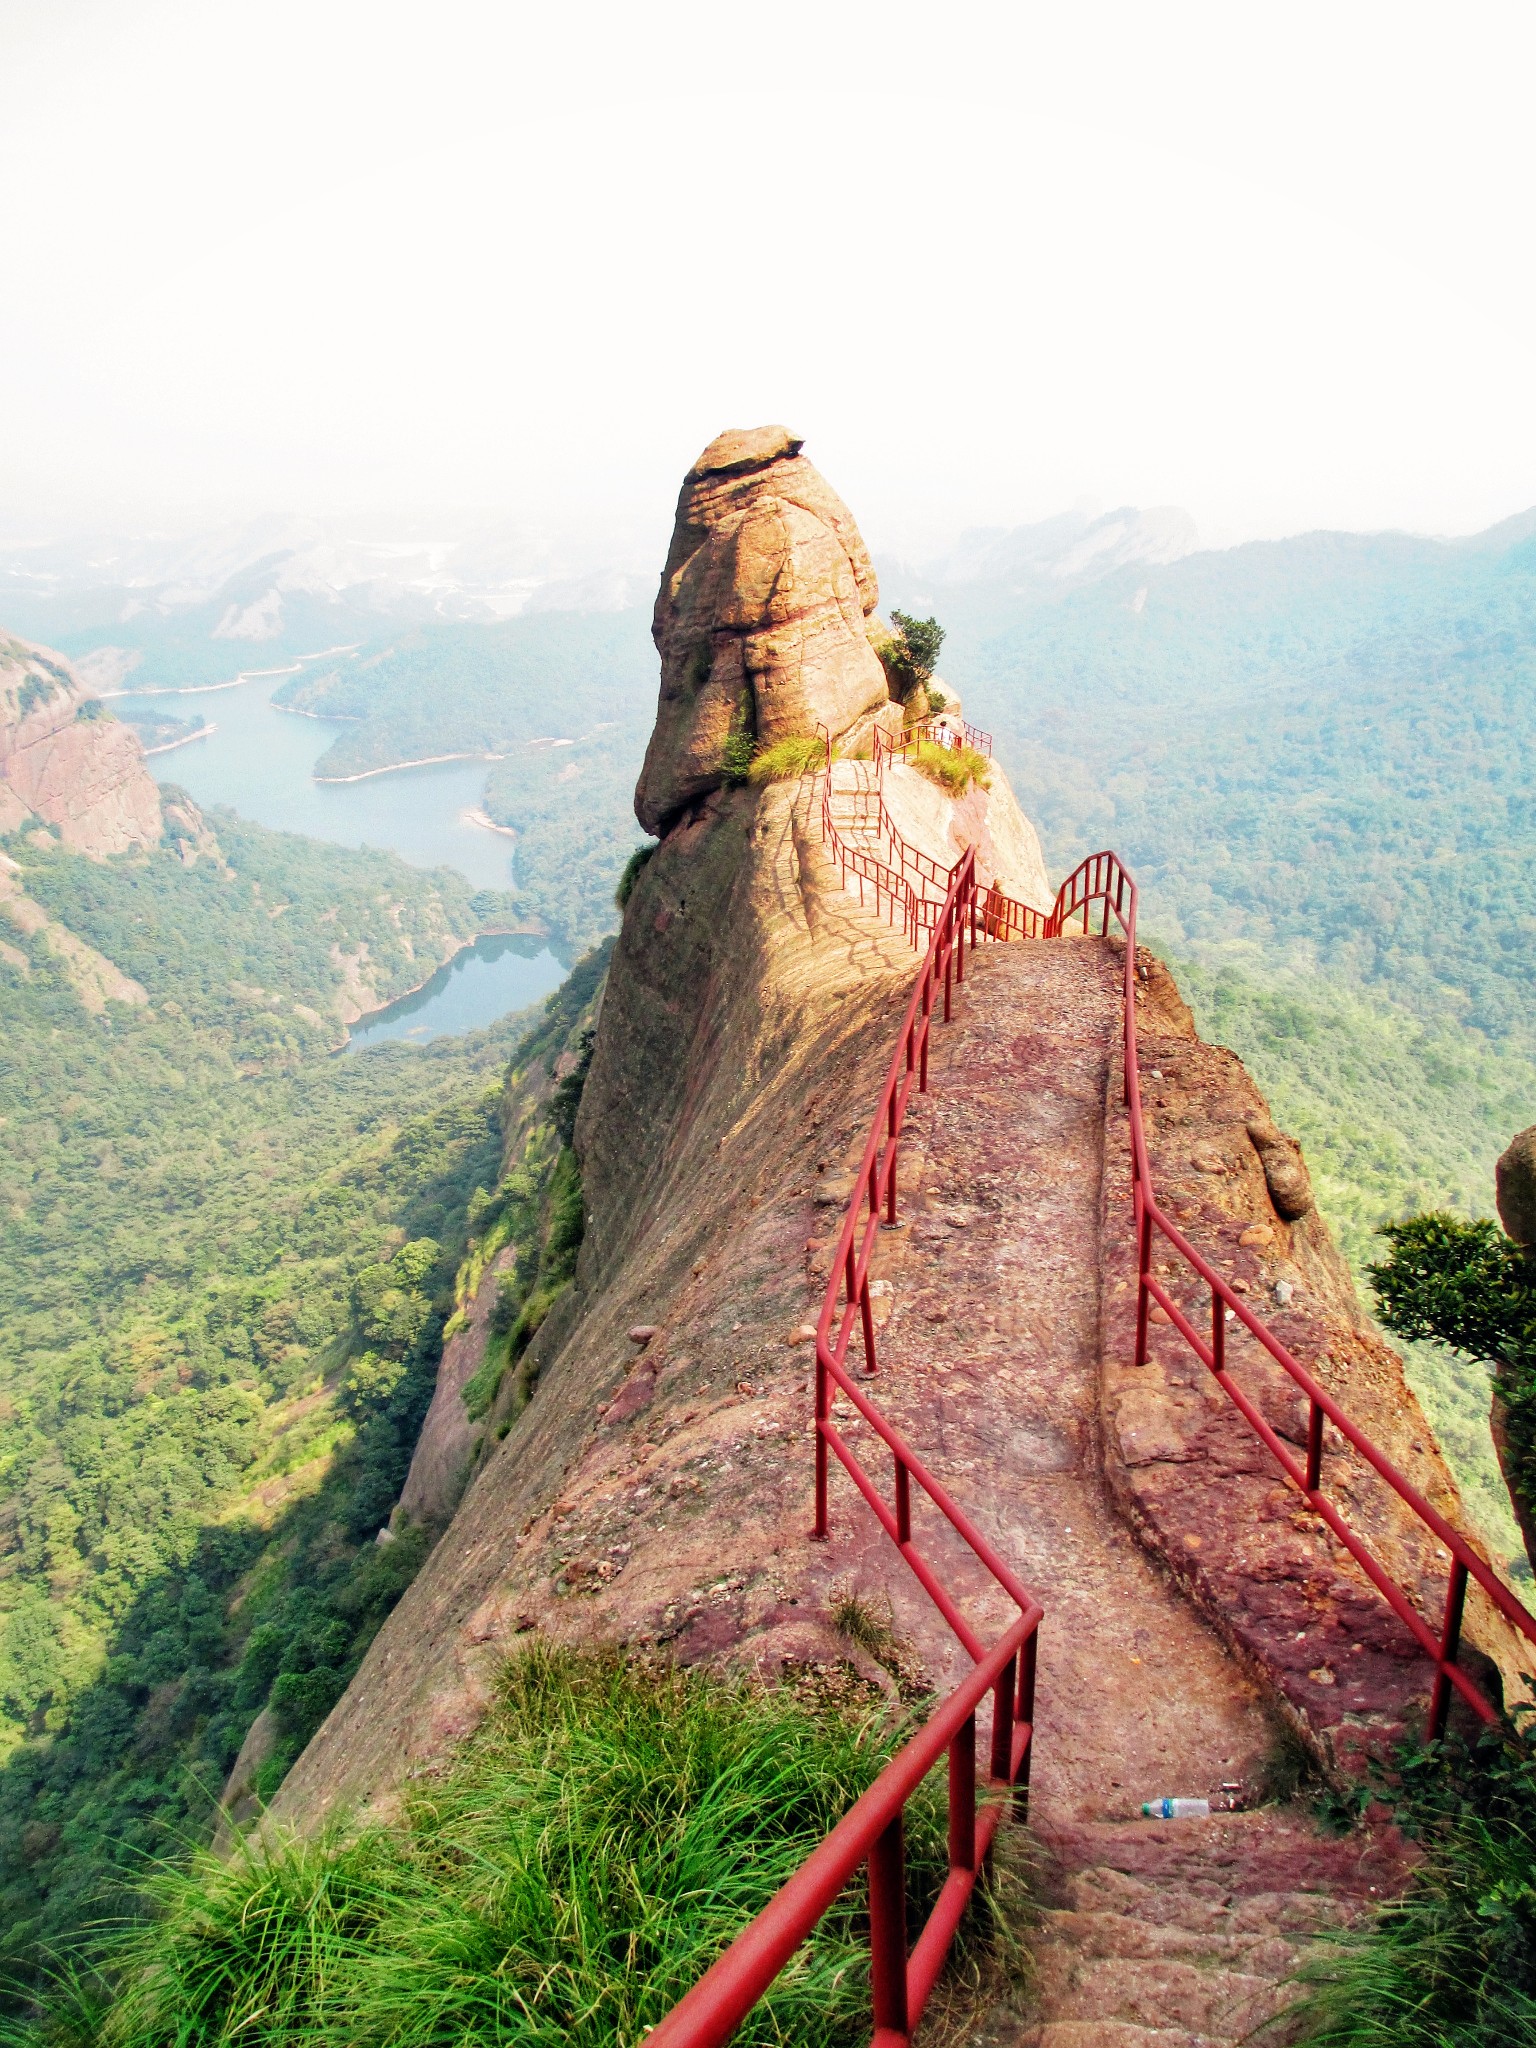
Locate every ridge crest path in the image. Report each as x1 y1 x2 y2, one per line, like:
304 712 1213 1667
822 937 1397 2043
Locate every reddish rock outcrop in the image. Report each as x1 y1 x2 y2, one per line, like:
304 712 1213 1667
0 634 162 855
635 428 892 834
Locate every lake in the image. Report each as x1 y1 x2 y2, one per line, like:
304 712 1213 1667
113 663 518 890
346 932 567 1051
112 661 571 1042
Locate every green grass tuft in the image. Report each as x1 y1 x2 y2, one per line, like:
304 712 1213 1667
746 736 826 785
907 741 991 798
4 1641 1015 2046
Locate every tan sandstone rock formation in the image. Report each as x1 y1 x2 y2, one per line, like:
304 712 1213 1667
635 428 892 834
0 634 162 855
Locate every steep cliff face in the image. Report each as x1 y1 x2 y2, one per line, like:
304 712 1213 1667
878 751 1053 911
275 780 1523 1836
392 951 614 1533
636 427 892 834
0 634 162 854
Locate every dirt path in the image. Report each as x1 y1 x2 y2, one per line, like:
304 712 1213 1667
820 938 1394 2044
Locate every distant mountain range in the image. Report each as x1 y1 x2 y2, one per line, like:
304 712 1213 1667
0 517 657 690
884 504 1199 592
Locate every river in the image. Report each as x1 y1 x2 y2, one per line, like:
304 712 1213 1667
112 660 570 1043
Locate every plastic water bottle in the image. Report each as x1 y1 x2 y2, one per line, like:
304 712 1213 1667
1141 1797 1210 1819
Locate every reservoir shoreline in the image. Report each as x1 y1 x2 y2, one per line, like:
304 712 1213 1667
314 751 502 784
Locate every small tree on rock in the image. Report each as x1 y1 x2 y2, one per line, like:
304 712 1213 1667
883 611 946 704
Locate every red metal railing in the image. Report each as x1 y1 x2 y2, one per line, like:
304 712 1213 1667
818 771 921 942
811 727 947 949
811 723 1044 951
875 713 994 764
979 884 1049 942
650 848 1042 2048
1053 848 1536 1735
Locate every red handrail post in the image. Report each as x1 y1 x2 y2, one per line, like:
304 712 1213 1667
1014 1630 1038 1817
943 947 953 1023
1428 1560 1470 1740
860 1280 879 1376
813 1352 830 1539
895 1456 912 1544
989 1654 1017 1783
1305 1399 1325 1494
948 1715 976 1872
1134 1206 1153 1368
1211 1286 1225 1376
868 1814 909 2039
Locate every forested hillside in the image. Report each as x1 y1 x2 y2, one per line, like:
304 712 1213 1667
273 610 654 776
0 812 535 1964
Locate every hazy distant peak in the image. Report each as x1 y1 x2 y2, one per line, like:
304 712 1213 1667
922 505 1199 587
1456 504 1536 555
1048 506 1198 578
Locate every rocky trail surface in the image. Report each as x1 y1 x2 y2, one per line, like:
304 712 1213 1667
824 939 1405 2044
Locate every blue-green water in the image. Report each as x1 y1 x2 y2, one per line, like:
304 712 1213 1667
113 662 515 890
347 933 566 1050
113 660 570 1041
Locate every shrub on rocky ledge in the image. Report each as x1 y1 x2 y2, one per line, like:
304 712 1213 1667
909 739 992 798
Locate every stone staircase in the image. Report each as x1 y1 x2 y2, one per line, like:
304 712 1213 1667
824 756 890 862
979 1811 1392 2047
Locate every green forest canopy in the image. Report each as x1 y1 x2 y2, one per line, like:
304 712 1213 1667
0 809 538 1963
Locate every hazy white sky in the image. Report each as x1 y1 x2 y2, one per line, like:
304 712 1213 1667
3 0 1535 552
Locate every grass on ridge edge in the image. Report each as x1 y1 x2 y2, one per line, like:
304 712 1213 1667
2 1641 1018 2047
747 735 827 785
1292 1725 1536 2048
907 742 991 798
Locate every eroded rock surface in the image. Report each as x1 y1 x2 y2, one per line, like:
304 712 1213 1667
0 633 162 855
635 428 891 834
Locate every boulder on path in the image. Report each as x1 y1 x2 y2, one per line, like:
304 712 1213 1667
1496 1125 1536 1251
635 427 891 835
